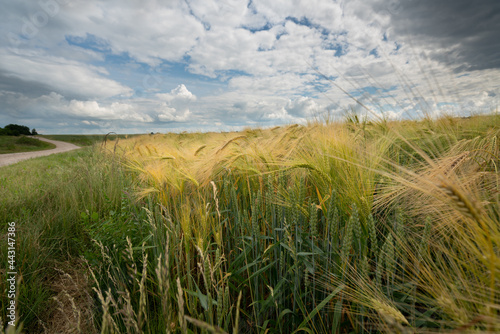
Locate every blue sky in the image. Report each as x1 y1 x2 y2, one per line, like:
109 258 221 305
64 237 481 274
0 0 499 134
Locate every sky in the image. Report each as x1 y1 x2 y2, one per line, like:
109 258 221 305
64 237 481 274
0 0 499 134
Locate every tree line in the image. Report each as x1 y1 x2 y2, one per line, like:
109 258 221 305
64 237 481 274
0 124 38 136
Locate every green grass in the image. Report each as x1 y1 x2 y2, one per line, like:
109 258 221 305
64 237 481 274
0 136 56 154
40 134 141 147
0 147 140 333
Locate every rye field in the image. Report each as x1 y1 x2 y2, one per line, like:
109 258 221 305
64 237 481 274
1 114 499 333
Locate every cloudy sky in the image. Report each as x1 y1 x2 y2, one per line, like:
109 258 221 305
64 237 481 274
0 0 499 134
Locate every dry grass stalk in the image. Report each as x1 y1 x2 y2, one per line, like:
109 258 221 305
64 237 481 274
44 263 97 334
177 278 187 333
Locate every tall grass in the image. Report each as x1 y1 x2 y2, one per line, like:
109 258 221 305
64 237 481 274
0 148 140 333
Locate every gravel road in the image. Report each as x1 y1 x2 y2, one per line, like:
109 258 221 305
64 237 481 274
0 137 81 167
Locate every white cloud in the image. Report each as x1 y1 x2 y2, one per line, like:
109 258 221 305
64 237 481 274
155 84 196 122
185 0 264 29
82 120 100 126
228 73 315 96
0 91 153 123
61 0 206 66
68 100 153 122
286 97 320 117
250 0 344 32
157 84 196 101
157 106 192 122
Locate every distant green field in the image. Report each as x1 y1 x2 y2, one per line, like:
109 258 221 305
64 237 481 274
40 134 140 147
0 135 56 154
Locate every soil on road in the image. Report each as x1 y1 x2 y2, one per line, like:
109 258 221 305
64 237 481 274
0 137 81 167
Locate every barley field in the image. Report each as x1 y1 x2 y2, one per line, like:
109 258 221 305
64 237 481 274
1 114 499 333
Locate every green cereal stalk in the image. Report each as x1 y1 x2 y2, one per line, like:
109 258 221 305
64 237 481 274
375 254 383 287
341 214 353 265
351 204 361 239
253 191 262 321
299 176 306 210
309 202 318 307
233 292 242 334
215 248 221 272
279 250 285 279
256 190 263 218
394 208 405 247
223 286 230 323
360 255 369 278
309 202 318 239
207 291 213 325
217 286 224 327
266 187 273 226
327 189 337 224
351 204 362 255
138 246 148 330
383 234 394 294
330 207 340 244
418 216 432 260
290 188 299 226
367 214 378 256
231 186 238 210
285 221 296 259
279 169 286 192
252 192 261 240
204 254 213 292
278 194 284 227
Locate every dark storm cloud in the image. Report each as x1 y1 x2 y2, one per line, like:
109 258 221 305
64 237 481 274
0 71 55 98
379 0 500 72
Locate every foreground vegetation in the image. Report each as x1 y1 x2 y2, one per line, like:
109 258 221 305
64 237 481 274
1 114 499 333
0 136 55 154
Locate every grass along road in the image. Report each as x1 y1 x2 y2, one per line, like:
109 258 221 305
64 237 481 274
0 137 81 167
0 136 55 154
40 133 141 147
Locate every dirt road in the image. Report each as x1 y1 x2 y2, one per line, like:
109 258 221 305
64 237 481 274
0 137 81 167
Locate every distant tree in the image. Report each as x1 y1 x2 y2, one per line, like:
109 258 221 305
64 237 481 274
31 128 38 135
4 124 31 136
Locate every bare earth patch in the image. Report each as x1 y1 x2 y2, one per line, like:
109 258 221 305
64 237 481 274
42 261 98 334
